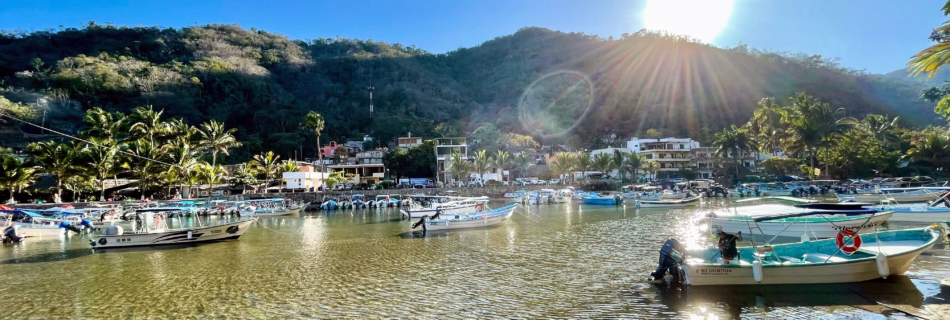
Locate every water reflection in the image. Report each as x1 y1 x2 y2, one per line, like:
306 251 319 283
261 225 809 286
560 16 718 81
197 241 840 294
0 201 946 318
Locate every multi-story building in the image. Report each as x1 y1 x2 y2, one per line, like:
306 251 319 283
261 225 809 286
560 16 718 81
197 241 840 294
357 150 385 165
690 147 719 179
627 138 698 174
398 135 423 151
327 164 386 185
434 137 468 183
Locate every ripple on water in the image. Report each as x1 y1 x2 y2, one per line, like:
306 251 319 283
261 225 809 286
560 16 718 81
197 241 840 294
0 201 947 318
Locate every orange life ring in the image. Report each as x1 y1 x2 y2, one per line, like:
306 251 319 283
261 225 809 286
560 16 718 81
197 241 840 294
475 204 485 212
835 229 862 255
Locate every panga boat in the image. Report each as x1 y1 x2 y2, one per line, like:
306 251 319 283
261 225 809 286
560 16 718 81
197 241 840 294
867 192 950 222
635 195 702 208
649 227 942 286
707 204 892 239
410 204 516 231
837 189 944 203
581 194 623 205
88 212 255 250
400 196 489 218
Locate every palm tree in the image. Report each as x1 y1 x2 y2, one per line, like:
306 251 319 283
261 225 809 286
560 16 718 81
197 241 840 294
713 125 749 182
232 162 259 189
624 152 646 183
165 139 198 199
556 152 577 183
447 152 472 184
472 150 492 186
197 119 241 166
642 160 660 181
751 97 786 156
251 151 281 192
514 152 533 182
27 141 78 200
82 107 126 141
128 105 167 146
84 143 118 200
167 119 197 147
548 155 573 183
195 161 227 197
0 155 36 203
782 92 857 178
908 3 950 80
121 139 163 196
301 111 325 171
612 149 626 182
907 131 950 168
592 152 615 178
862 114 901 148
575 152 592 180
493 150 513 183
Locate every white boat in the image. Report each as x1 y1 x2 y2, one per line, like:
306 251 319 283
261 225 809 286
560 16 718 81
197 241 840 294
238 199 290 217
636 195 702 208
554 189 572 203
649 227 942 286
708 204 892 239
504 190 527 198
837 189 944 203
88 217 256 250
400 197 490 218
410 204 516 231
0 210 86 238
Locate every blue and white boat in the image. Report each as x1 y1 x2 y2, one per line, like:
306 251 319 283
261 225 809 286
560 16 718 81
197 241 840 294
708 204 892 239
581 194 622 205
321 199 339 210
650 227 942 286
410 204 516 231
868 192 950 222
351 194 366 209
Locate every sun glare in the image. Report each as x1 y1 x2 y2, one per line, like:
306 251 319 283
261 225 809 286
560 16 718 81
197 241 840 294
643 0 734 43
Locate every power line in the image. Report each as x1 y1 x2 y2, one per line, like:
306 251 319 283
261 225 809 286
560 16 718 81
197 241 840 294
1 112 181 169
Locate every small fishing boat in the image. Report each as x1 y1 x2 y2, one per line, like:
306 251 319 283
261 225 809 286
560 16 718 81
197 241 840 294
375 195 396 207
88 214 256 250
635 195 703 208
504 190 527 198
837 189 944 203
410 204 516 231
351 194 367 209
554 189 572 203
649 227 942 286
708 204 892 239
321 199 340 210
400 196 489 218
581 193 623 205
238 199 291 216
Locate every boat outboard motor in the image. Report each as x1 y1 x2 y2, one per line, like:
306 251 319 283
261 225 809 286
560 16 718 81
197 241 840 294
651 238 686 284
59 221 83 234
3 225 23 243
411 215 429 230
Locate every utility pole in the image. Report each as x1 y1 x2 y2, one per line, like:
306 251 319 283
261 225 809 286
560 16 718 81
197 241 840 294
366 86 375 118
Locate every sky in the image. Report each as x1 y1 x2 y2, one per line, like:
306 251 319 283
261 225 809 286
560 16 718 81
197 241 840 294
0 0 946 74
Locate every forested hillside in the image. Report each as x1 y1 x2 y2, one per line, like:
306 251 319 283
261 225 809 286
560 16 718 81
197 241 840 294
0 23 939 163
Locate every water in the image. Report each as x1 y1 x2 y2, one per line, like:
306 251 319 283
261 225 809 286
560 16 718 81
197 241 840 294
1 201 948 319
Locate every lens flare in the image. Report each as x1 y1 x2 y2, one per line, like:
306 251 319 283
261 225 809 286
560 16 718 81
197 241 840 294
518 70 595 139
643 0 734 43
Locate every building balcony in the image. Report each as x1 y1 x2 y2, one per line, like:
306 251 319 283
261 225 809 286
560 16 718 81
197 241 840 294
652 157 691 161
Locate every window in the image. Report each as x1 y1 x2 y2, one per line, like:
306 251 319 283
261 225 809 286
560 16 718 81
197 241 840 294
645 154 653 159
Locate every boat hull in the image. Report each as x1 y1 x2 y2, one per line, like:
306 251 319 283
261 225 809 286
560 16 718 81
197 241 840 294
636 196 702 208
401 204 483 218
889 209 950 222
89 219 255 250
710 212 893 238
420 211 513 231
581 197 620 205
837 192 940 203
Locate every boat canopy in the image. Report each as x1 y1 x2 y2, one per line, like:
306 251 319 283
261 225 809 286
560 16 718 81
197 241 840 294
2 209 44 217
752 209 879 222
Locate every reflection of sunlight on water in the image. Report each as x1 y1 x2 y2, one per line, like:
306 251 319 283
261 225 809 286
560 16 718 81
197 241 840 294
671 208 711 251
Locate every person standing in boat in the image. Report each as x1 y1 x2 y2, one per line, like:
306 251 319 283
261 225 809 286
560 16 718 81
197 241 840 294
717 230 742 264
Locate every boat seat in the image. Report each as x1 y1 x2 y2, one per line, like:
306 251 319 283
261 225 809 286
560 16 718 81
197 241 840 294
801 253 849 263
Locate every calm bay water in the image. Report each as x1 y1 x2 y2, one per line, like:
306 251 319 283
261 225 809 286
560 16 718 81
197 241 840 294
1 200 948 319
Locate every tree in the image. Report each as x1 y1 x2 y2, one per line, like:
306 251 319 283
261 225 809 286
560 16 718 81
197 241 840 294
553 152 576 183
713 125 750 182
197 119 241 166
501 133 539 153
82 107 126 141
333 146 349 163
121 139 163 196
862 114 901 148
472 150 492 185
548 154 573 182
84 143 118 200
471 123 501 153
642 160 659 181
645 128 661 139
128 105 167 146
251 151 281 191
447 152 472 183
749 97 786 156
0 155 36 203
27 141 78 199
324 171 347 190
514 152 534 181
302 111 325 171
908 1 950 80
493 150 513 183
195 161 227 196
907 130 950 169
760 158 803 177
624 152 646 183
574 152 592 180
781 92 857 179
591 152 615 178
612 149 626 182
165 138 198 198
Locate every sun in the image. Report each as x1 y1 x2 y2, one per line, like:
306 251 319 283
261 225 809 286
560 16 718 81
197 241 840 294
643 0 734 43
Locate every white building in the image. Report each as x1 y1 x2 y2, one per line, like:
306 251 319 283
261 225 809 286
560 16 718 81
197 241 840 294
627 137 698 173
327 163 386 185
283 169 328 190
398 135 423 151
435 137 468 183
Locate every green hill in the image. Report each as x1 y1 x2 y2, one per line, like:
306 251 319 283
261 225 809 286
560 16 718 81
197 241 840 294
0 24 941 162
